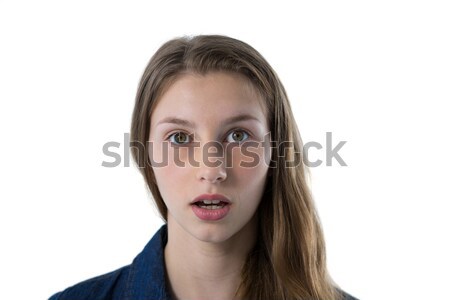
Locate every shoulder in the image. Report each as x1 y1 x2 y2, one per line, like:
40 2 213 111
48 265 129 300
49 225 169 300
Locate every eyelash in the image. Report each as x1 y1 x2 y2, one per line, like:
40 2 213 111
165 129 251 146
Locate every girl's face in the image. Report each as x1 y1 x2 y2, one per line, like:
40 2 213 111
149 72 271 243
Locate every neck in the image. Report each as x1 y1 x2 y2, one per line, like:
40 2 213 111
163 215 258 300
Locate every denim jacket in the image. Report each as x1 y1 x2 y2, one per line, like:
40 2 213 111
49 224 357 300
49 224 172 300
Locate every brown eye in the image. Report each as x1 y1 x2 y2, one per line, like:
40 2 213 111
169 132 190 145
226 130 249 143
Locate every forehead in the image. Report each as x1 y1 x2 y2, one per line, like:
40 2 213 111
150 71 268 127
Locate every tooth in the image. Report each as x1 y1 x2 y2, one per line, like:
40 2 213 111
202 200 212 204
211 200 220 204
199 205 224 210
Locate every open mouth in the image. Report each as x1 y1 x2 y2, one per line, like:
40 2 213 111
192 200 229 210
191 199 231 221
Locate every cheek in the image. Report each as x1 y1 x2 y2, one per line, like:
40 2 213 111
233 165 268 215
227 144 269 177
150 141 193 165
230 148 269 197
154 163 189 186
151 148 192 204
238 167 268 198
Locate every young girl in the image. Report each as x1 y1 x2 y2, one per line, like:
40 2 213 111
50 35 357 300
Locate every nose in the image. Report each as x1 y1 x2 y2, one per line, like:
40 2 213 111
197 165 227 183
195 142 228 183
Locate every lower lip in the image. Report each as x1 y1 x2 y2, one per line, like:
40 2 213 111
191 204 231 221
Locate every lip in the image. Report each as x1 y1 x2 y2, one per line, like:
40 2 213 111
191 193 232 221
191 204 231 221
191 193 231 205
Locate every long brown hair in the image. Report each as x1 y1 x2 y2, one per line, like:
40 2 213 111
130 35 342 300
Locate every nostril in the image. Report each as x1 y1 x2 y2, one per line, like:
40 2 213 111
201 176 226 183
197 165 227 183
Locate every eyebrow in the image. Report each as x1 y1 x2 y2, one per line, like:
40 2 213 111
156 114 262 128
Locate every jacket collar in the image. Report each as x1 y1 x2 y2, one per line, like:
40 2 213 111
122 224 172 300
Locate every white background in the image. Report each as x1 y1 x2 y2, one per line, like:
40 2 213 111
1 1 449 299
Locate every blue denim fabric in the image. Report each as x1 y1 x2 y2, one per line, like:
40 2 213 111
49 224 172 300
49 224 358 300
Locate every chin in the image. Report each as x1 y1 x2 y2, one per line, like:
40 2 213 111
190 223 236 244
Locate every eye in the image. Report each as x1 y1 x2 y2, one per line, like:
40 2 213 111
168 132 191 145
226 130 249 143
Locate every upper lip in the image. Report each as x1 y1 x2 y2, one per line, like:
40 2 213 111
191 194 231 205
